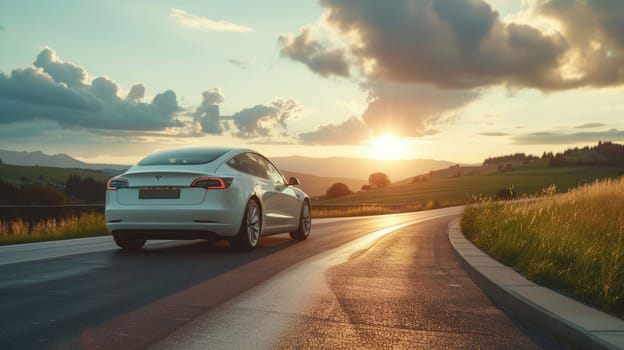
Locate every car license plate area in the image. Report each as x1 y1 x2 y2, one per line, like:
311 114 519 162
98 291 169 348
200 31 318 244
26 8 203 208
139 187 180 199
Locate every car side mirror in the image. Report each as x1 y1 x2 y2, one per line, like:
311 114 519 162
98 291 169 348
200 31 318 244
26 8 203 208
288 177 301 186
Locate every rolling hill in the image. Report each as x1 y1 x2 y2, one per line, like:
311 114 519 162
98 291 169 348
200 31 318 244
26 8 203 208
0 149 128 173
281 171 365 198
0 151 370 197
271 156 455 182
322 160 624 206
0 149 458 196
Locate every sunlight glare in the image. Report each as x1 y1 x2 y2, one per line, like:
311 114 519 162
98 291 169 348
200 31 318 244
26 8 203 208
368 134 409 160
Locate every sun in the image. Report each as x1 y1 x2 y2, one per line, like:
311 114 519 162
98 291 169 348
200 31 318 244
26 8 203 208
368 134 409 160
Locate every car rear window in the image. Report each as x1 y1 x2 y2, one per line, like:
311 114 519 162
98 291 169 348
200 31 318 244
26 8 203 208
138 149 229 165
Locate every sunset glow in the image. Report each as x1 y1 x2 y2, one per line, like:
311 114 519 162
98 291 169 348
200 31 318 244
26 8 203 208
1 1 624 164
368 135 409 160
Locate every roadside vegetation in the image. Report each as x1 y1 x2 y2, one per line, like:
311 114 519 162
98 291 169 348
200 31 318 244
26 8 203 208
311 201 447 218
461 178 624 318
0 212 107 245
3 141 624 246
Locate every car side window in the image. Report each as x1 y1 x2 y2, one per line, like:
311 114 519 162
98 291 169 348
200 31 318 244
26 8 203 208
253 154 286 185
228 153 268 179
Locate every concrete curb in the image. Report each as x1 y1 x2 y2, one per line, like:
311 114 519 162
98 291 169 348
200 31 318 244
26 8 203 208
448 218 624 350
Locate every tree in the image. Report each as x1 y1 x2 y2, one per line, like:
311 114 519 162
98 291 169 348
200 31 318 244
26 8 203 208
18 184 68 204
325 182 353 199
368 172 391 189
65 175 106 203
0 177 17 203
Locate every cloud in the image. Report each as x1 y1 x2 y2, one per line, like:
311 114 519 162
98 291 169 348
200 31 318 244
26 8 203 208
361 81 478 137
227 59 250 70
297 82 474 144
232 99 301 139
1 48 306 142
0 48 183 131
298 116 370 145
194 88 225 134
191 90 301 139
126 84 145 102
170 8 252 32
278 0 624 90
278 27 351 78
34 48 87 88
309 0 570 89
535 0 624 87
575 122 606 129
480 132 509 136
513 129 624 144
293 80 476 145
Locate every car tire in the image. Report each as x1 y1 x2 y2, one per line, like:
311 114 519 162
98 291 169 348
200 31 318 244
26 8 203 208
113 234 147 251
232 198 262 251
290 200 311 241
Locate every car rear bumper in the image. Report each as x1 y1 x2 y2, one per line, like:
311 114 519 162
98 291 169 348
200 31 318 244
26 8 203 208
105 206 241 237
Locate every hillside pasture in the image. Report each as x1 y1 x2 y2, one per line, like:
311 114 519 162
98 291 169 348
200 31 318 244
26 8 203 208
320 165 624 205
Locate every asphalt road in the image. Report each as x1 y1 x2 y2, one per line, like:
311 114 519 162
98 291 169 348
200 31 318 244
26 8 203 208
0 207 562 349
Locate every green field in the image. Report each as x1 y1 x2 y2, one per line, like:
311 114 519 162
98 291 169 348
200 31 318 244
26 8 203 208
319 164 624 205
0 163 112 186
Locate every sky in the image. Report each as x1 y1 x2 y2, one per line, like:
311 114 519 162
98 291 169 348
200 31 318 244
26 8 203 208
1 0 624 165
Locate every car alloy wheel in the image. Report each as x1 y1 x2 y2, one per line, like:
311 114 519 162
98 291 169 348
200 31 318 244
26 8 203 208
290 200 311 240
234 199 261 251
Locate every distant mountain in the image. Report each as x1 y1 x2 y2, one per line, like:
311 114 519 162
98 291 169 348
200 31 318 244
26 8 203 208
0 149 128 173
272 156 455 183
0 149 456 188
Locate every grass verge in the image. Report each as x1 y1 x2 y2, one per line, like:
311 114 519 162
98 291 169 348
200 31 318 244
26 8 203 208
461 179 624 318
0 212 108 245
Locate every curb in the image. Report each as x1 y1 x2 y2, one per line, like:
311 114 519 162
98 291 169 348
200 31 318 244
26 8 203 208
448 218 624 350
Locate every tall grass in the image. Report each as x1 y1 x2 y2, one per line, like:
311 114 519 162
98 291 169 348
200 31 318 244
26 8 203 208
461 178 624 318
0 213 108 245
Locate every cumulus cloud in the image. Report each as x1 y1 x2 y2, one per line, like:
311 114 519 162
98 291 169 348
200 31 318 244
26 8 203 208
315 0 573 89
299 116 369 145
296 81 473 144
194 88 225 134
513 129 624 144
279 27 351 78
280 0 624 146
34 48 88 88
170 8 252 32
126 84 145 102
361 81 478 137
280 0 624 91
0 48 183 131
232 99 301 139
535 0 624 87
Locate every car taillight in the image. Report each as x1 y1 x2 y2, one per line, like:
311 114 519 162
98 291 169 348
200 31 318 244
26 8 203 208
107 177 129 190
191 177 233 189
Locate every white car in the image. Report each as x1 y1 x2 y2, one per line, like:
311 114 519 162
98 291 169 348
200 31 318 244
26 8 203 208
105 147 311 251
